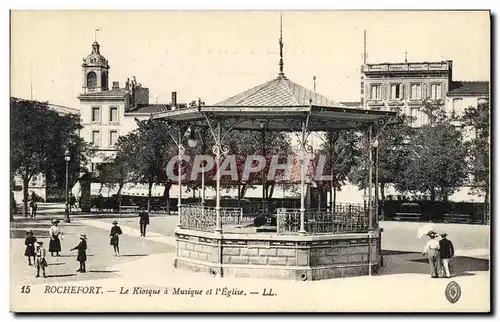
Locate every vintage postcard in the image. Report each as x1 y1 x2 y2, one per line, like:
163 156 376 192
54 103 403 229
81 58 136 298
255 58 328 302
9 10 490 312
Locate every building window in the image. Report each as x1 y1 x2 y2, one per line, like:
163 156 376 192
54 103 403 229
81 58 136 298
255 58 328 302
91 131 101 147
390 84 403 100
109 130 119 147
410 84 421 99
430 83 442 99
452 98 463 115
370 84 381 100
91 107 101 122
109 107 118 123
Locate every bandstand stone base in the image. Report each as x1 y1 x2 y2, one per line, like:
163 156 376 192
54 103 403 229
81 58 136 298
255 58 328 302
173 228 383 281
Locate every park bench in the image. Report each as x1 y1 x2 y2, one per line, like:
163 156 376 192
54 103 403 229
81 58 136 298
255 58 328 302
444 213 471 224
394 212 422 222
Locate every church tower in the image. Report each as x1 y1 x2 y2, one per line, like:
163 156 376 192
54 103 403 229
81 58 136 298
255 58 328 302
81 41 110 94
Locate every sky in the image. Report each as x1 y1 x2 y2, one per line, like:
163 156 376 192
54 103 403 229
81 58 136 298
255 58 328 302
10 10 490 109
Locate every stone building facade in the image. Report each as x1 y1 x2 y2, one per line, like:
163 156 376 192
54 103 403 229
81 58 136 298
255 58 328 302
361 60 453 127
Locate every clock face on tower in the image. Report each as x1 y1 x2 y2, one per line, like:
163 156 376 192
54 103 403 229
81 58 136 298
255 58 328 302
87 71 97 87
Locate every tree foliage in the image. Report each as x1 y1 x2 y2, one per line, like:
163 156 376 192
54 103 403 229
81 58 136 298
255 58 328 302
352 113 415 199
311 130 360 207
113 118 176 211
10 97 93 216
460 100 490 195
396 121 468 201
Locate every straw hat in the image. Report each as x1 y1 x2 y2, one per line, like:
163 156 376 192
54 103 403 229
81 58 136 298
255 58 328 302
80 234 87 240
26 229 33 235
36 241 44 246
51 219 60 224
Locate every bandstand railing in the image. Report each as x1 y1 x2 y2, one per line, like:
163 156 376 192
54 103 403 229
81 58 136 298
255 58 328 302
276 204 369 235
179 203 243 233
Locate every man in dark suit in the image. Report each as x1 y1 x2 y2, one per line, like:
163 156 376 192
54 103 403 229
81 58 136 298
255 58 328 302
439 233 455 278
139 210 150 237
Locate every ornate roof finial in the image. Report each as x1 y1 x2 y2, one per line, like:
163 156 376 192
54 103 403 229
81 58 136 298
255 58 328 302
278 12 284 76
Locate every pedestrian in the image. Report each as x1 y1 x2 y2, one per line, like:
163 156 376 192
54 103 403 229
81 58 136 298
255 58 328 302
423 231 442 278
69 193 76 213
71 234 87 273
110 220 123 256
48 219 62 257
35 241 47 278
439 233 455 278
139 209 150 237
97 193 104 212
29 192 38 218
24 230 37 266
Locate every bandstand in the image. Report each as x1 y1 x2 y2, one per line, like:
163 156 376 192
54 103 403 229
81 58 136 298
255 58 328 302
152 29 399 280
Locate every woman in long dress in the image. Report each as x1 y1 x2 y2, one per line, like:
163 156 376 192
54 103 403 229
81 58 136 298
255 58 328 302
109 221 123 256
48 219 62 256
423 231 442 278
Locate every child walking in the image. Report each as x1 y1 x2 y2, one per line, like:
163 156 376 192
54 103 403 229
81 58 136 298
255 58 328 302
24 230 37 266
71 234 87 273
110 220 123 256
35 241 47 278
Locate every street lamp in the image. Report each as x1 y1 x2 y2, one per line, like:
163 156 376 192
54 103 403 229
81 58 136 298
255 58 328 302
64 149 71 223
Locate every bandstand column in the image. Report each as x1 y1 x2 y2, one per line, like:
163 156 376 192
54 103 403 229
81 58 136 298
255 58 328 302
368 125 373 231
214 122 222 233
177 125 184 228
299 120 307 235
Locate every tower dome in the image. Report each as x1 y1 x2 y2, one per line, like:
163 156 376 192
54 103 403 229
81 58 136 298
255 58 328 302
82 41 109 68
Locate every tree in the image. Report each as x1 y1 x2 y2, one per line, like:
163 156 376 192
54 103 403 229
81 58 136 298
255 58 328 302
98 153 130 213
114 118 176 212
186 128 293 203
10 98 91 217
313 130 360 210
43 113 94 197
397 121 468 201
221 130 293 202
350 111 415 206
460 100 490 221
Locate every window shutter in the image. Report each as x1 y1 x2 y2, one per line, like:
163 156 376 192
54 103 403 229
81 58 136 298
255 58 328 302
401 84 406 99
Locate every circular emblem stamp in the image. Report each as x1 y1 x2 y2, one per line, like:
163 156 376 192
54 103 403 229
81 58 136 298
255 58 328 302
445 281 461 304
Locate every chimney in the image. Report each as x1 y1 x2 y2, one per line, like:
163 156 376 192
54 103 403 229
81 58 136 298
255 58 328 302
172 92 177 107
112 81 119 90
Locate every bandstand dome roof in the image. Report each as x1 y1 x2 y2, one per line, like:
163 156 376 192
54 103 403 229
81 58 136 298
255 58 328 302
215 74 345 108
